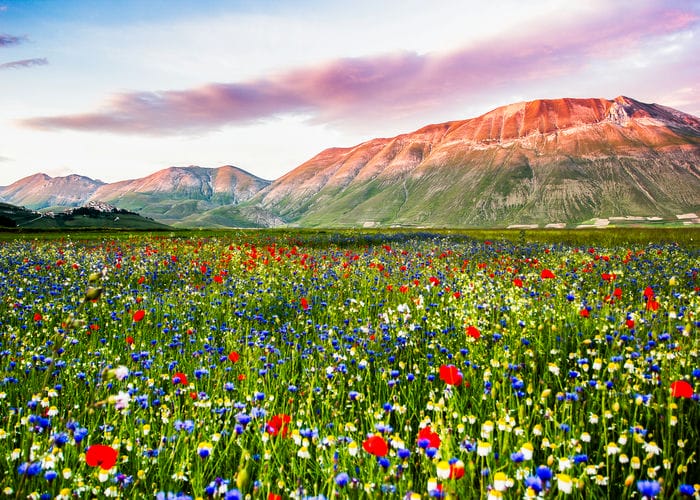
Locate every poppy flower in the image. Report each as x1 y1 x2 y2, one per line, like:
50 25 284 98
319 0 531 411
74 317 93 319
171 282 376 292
125 336 134 345
450 459 465 479
268 494 282 500
362 435 388 456
300 297 309 310
579 308 589 318
540 269 555 279
643 286 655 299
85 444 118 470
228 351 240 363
466 325 481 339
213 275 223 284
33 313 43 322
512 278 523 288
132 310 145 322
646 299 660 311
417 426 441 449
671 380 694 399
439 364 463 386
173 372 189 386
266 414 291 437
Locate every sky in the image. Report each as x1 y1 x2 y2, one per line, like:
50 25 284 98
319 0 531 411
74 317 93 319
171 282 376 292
1 0 699 186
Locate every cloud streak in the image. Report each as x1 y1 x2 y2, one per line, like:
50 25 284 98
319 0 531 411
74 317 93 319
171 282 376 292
21 2 699 135
0 57 48 70
0 33 25 47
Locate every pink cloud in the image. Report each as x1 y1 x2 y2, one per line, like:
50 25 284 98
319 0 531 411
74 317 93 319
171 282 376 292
0 57 47 70
21 2 699 134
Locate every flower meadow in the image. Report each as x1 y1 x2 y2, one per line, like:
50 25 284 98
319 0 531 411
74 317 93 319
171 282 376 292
0 231 698 499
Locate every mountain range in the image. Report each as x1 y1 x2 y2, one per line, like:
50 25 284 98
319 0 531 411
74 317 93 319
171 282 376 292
2 96 699 228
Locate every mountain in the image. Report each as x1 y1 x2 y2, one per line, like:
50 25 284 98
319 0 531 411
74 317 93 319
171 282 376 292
3 96 699 228
0 173 105 209
87 165 271 226
0 165 271 227
252 96 700 227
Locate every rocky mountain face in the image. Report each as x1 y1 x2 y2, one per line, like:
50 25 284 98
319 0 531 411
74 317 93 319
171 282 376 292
253 96 700 227
0 166 271 226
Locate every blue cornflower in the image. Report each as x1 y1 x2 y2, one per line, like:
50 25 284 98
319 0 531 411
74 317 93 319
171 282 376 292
335 472 350 487
536 465 553 481
637 480 661 498
525 475 543 493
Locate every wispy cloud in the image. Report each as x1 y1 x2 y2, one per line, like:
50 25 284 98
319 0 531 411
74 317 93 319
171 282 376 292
0 57 48 70
0 33 25 47
20 2 699 135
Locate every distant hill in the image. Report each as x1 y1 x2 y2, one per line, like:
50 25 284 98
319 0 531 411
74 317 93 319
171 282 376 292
0 165 270 227
0 201 171 230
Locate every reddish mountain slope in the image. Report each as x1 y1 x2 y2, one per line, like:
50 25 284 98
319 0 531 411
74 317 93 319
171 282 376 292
255 96 700 227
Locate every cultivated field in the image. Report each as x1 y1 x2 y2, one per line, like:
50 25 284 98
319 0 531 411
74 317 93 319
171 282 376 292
1 229 698 499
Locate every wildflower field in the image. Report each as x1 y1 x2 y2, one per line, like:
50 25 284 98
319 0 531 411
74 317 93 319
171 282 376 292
0 229 698 499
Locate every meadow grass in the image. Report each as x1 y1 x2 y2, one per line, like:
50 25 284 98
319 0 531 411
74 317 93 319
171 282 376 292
0 229 698 499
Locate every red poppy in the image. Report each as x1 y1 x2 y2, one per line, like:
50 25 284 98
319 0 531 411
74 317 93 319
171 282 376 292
85 444 118 470
189 391 198 400
512 278 523 288
417 426 441 449
266 414 291 437
670 380 694 399
626 319 635 329
173 372 189 385
646 299 660 311
643 286 655 299
429 276 440 286
126 336 134 345
362 435 388 456
33 313 43 322
613 287 623 299
268 494 282 500
439 364 463 386
540 269 555 279
228 351 240 363
466 325 481 340
132 310 145 322
450 460 465 479
300 297 309 310
601 273 616 281
579 308 589 318
213 275 223 284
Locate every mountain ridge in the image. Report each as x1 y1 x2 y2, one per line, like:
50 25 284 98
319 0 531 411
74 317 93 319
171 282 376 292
2 96 699 228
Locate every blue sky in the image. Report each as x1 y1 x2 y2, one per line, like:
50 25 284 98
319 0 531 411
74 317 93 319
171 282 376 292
1 0 699 186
